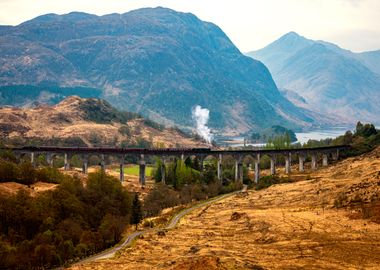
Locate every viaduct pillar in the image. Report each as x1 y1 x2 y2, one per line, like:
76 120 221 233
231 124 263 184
82 155 88 174
64 153 69 171
199 156 205 172
322 153 328 167
100 154 106 171
298 154 305 172
235 156 243 182
311 153 317 171
119 157 124 182
270 154 276 175
139 154 146 186
161 158 166 184
217 154 222 181
285 153 291 174
30 152 35 167
254 153 260 183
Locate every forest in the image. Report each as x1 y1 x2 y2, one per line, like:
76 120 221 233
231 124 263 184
0 151 242 269
0 170 131 269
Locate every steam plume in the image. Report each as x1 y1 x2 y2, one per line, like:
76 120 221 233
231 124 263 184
192 105 213 144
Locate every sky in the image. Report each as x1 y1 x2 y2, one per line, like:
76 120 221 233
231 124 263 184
0 0 379 52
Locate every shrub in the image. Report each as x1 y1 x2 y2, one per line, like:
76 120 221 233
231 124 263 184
35 167 66 184
143 184 180 217
254 175 291 190
118 125 131 136
0 160 20 182
334 192 348 208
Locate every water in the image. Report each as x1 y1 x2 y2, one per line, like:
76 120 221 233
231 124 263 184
216 128 350 147
295 129 348 144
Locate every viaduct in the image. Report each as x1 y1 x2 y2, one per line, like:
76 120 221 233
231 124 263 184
1 145 350 185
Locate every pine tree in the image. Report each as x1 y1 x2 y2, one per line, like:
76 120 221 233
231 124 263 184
131 193 142 230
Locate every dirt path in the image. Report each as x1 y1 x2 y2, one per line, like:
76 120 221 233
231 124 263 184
72 190 241 267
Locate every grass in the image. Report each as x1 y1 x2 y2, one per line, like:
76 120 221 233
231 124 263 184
115 165 153 177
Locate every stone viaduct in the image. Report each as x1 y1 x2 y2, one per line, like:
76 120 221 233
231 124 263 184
2 145 350 185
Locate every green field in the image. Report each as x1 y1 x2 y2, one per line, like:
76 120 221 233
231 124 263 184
115 165 153 177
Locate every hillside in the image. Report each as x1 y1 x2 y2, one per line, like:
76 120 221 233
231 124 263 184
0 96 207 148
247 32 380 124
0 8 319 134
71 147 380 269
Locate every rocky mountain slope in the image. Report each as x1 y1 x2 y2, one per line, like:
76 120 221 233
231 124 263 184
0 8 319 134
247 32 380 124
0 96 207 148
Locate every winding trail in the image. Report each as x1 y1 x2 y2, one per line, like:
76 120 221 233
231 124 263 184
75 188 243 265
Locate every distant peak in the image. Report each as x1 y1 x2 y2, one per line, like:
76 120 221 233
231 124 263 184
280 31 305 41
285 31 300 37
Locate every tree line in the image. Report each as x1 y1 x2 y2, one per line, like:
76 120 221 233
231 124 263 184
0 168 135 269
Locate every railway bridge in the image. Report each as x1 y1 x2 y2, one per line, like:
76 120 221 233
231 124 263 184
1 145 350 185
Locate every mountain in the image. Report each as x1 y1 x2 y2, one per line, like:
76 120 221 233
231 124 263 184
0 96 207 148
0 8 319 134
247 32 380 124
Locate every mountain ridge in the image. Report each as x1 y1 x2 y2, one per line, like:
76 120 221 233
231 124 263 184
0 8 320 134
247 32 380 124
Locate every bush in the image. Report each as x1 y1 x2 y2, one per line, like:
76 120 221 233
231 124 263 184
0 160 20 182
143 184 180 217
118 125 131 136
254 175 292 190
221 181 243 194
334 192 348 208
35 167 66 184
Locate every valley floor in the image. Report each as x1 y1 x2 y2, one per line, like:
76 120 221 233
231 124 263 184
70 148 380 270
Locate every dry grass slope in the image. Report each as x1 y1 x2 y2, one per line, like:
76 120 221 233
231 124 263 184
0 96 207 148
71 147 380 270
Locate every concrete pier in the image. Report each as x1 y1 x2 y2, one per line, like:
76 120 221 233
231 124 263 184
322 153 328 167
235 157 243 182
139 154 146 186
30 152 35 167
217 154 222 181
235 160 239 181
311 153 317 171
298 154 305 172
119 158 124 182
238 162 243 182
161 158 166 184
285 153 291 174
100 154 106 171
254 153 260 183
270 155 276 175
64 153 69 170
82 155 88 174
199 156 205 172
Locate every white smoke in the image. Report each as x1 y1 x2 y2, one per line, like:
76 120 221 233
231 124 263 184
192 105 213 144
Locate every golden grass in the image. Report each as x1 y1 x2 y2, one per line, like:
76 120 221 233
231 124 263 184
71 147 380 270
